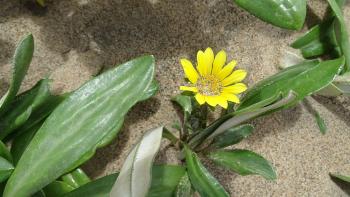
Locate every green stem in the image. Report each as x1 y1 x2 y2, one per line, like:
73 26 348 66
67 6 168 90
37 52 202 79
163 127 179 146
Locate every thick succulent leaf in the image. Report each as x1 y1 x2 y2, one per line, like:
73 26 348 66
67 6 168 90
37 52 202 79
148 165 186 197
61 168 91 188
171 95 192 115
10 120 43 165
233 0 306 30
328 0 350 72
0 34 34 116
63 165 184 197
3 55 155 197
330 173 350 183
0 79 54 140
43 181 75 196
0 157 14 183
190 91 296 148
238 57 344 110
290 19 337 59
110 127 163 197
63 174 118 197
139 80 159 102
208 149 277 180
175 173 192 197
0 141 12 163
209 124 254 149
184 145 229 197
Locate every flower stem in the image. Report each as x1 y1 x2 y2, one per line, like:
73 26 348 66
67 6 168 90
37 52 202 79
162 127 179 146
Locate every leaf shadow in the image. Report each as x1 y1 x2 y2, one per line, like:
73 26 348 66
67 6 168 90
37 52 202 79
312 95 350 128
244 104 303 144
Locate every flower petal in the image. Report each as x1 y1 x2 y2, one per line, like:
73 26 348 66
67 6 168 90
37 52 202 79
222 83 247 94
180 59 199 84
197 50 207 76
221 93 240 104
212 50 227 75
222 69 247 86
217 60 237 80
195 93 205 105
205 96 218 107
180 86 198 93
216 97 228 109
204 47 214 74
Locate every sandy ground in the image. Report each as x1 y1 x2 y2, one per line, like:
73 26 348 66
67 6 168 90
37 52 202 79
1 0 350 196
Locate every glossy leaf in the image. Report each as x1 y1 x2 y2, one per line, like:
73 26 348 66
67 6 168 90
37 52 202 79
0 34 34 116
61 168 90 188
184 145 229 197
233 0 306 30
10 120 43 165
175 173 192 197
238 57 344 110
171 95 192 115
110 127 163 197
208 149 277 180
7 93 66 141
148 165 186 197
3 55 155 197
191 91 296 148
63 174 118 197
328 0 350 72
0 79 54 140
63 165 184 197
43 181 75 196
139 80 159 102
330 173 350 183
290 19 337 59
0 157 14 183
209 124 254 149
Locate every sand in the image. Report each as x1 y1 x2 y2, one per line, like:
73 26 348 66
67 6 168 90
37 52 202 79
1 0 350 196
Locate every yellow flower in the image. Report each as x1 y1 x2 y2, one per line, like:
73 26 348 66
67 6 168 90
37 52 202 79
180 48 247 109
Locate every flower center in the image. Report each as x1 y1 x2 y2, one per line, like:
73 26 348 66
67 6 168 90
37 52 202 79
196 75 222 96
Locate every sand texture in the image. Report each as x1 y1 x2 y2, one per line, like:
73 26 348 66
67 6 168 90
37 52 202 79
1 0 350 196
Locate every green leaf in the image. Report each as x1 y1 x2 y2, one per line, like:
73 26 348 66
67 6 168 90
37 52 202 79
110 127 163 197
328 0 350 72
139 80 159 102
184 145 229 197
315 111 327 134
238 57 345 110
63 174 118 197
290 19 337 59
175 173 192 197
171 95 192 115
0 34 34 116
43 181 75 196
190 91 297 148
0 79 55 140
233 0 306 30
209 124 254 149
0 141 12 163
3 55 155 197
63 165 184 197
10 120 43 165
148 165 186 197
61 168 91 189
0 157 14 183
330 173 350 183
208 149 277 180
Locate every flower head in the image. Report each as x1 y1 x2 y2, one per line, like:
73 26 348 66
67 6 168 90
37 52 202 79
180 47 247 109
